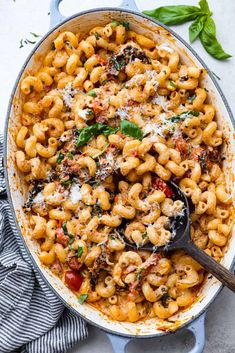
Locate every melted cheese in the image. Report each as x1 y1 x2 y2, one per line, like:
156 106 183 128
157 44 174 53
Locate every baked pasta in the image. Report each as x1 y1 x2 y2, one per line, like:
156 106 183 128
15 20 233 322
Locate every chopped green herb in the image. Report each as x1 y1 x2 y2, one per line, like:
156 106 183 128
91 203 103 218
25 39 37 44
62 221 74 241
142 232 147 239
110 57 126 72
62 221 68 235
67 152 74 160
30 32 42 38
169 110 199 122
122 21 130 30
136 268 145 281
94 32 100 40
169 79 176 88
101 79 108 85
57 152 64 164
78 294 88 304
198 153 208 170
87 89 97 97
68 237 75 250
111 20 120 27
92 143 109 159
87 109 94 117
188 93 196 102
19 32 41 48
60 179 72 186
160 293 171 308
77 246 84 258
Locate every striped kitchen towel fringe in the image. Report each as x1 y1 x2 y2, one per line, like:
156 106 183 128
0 135 88 353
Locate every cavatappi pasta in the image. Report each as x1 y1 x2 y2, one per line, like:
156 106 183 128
15 20 233 323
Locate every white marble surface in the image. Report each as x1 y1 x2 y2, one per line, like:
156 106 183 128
1 0 235 352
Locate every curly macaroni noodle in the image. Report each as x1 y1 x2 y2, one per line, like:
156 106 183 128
15 21 233 323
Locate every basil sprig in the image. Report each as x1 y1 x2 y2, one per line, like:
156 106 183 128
76 123 118 147
143 0 231 60
76 121 143 147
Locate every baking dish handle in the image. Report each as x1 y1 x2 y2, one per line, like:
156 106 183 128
107 312 206 353
120 0 139 11
49 0 139 28
187 312 206 353
49 0 65 29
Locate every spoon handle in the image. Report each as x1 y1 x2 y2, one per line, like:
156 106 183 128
185 241 235 293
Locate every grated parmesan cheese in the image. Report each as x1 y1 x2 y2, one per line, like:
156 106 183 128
143 112 182 140
143 122 165 140
115 107 129 120
152 94 169 112
62 83 79 108
76 108 89 121
95 151 118 180
70 184 82 203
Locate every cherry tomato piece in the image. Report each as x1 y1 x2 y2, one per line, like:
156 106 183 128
64 270 83 291
153 177 174 198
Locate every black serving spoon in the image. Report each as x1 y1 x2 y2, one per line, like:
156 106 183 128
124 181 235 293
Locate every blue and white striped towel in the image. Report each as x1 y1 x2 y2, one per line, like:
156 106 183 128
0 136 88 353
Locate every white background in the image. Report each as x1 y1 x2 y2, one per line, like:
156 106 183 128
0 0 235 352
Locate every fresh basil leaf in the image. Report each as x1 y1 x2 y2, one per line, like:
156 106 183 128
199 0 211 15
122 21 130 30
199 17 232 60
204 16 216 36
120 120 143 140
143 6 203 25
111 19 120 27
78 294 88 304
76 124 118 147
77 246 83 258
169 110 199 122
62 221 68 235
57 152 64 164
67 152 74 160
87 89 97 97
94 32 100 40
189 15 207 43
